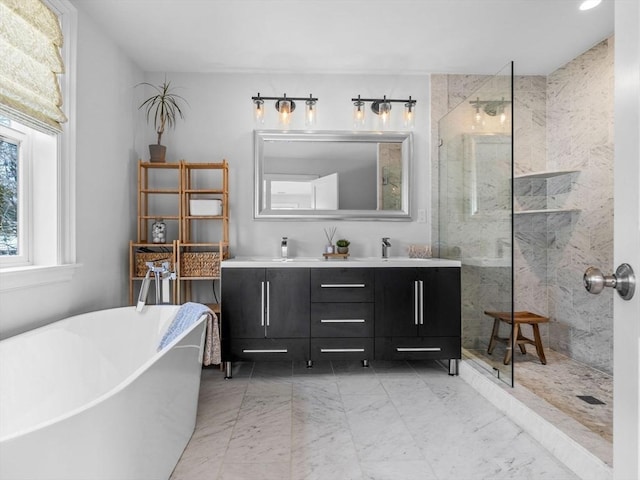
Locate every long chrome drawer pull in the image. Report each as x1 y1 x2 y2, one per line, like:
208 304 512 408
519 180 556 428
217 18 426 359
242 349 288 353
396 347 442 352
419 279 424 325
260 281 265 327
320 348 365 353
320 284 366 288
414 281 419 325
265 281 270 327
320 319 365 323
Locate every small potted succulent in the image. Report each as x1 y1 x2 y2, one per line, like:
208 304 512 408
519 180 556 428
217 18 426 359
336 239 350 254
137 79 187 162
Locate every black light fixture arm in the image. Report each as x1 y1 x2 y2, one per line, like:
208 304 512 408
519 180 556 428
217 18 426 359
351 95 416 105
252 93 318 102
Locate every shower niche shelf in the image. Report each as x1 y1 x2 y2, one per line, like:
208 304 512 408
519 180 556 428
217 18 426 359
514 208 580 215
514 169 580 215
514 169 579 180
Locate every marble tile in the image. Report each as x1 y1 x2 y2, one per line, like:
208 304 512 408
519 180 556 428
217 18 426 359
337 375 387 396
291 460 363 480
360 461 438 480
224 394 292 463
171 361 585 480
342 393 424 462
218 462 290 480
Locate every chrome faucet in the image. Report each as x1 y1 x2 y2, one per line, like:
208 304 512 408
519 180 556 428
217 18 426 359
281 237 288 259
382 237 391 258
136 260 175 312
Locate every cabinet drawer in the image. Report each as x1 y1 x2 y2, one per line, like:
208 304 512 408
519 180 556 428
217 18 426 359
310 303 374 337
310 268 374 302
310 338 373 361
227 338 309 361
375 336 461 360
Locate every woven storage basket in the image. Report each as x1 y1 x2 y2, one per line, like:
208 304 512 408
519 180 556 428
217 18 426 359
181 252 220 277
135 252 174 277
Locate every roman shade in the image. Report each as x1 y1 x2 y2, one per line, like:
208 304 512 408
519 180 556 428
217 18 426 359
0 0 66 134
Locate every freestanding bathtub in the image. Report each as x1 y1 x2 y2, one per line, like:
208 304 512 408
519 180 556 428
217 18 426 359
0 305 207 480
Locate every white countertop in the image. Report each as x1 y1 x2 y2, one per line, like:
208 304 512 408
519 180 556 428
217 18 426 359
221 257 461 268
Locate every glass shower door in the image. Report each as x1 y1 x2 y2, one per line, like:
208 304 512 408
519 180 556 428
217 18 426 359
438 62 514 385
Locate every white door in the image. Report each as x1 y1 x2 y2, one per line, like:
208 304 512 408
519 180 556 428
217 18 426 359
312 173 339 210
613 1 640 478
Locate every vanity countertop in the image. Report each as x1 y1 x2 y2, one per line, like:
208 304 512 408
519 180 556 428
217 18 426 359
221 257 461 268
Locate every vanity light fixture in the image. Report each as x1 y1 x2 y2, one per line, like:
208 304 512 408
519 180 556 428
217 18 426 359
252 93 319 128
469 97 511 126
351 95 417 129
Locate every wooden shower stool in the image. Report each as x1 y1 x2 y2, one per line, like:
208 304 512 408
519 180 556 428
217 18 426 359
484 311 549 365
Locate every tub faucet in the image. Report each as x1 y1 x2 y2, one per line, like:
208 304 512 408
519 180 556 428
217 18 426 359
382 237 391 259
136 261 175 312
281 237 288 259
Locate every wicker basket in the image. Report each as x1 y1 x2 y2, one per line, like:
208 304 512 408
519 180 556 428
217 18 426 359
135 252 174 277
181 252 220 277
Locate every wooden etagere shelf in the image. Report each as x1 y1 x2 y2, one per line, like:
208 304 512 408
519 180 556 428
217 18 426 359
129 160 229 307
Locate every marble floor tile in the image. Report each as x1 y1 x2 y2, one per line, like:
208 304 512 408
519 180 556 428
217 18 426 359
360 460 438 480
171 360 580 480
466 346 613 464
337 375 387 396
342 393 424 462
218 462 290 480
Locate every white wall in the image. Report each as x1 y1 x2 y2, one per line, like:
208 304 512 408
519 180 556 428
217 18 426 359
0 8 143 338
139 72 432 259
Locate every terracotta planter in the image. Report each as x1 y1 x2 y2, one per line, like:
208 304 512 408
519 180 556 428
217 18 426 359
149 144 167 163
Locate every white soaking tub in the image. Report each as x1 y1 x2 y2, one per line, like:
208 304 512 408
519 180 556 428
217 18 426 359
0 305 208 480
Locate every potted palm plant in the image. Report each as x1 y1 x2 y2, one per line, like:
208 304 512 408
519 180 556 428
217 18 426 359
138 79 187 162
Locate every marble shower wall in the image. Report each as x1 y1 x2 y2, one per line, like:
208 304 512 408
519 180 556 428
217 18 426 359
545 39 614 373
431 38 614 373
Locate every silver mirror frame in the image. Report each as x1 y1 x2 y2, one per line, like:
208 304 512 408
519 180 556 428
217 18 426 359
254 130 412 220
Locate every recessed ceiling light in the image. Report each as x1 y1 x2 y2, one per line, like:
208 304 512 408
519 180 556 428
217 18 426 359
579 0 602 11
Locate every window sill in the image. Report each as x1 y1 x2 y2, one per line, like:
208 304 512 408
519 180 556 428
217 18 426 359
0 263 80 292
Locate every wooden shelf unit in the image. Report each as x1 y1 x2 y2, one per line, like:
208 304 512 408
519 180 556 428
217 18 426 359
137 161 182 243
129 160 229 308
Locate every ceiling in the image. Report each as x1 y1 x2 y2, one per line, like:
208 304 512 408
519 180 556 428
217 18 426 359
71 0 614 76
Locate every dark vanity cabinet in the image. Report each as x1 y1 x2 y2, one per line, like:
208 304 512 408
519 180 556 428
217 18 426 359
221 268 310 361
309 268 375 363
374 267 461 360
221 262 461 374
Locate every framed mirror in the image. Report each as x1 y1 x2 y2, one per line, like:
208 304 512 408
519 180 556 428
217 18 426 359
254 130 412 220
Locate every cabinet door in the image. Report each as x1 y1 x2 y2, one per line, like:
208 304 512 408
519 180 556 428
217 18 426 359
420 267 461 337
266 268 310 338
374 268 420 337
221 268 266 339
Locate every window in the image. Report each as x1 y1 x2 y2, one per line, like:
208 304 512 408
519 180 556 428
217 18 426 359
0 0 77 291
0 123 27 263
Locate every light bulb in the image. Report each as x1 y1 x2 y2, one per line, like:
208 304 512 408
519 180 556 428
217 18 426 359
305 98 317 127
378 101 391 129
254 99 265 124
403 102 415 129
277 98 293 128
353 99 365 128
474 107 482 124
